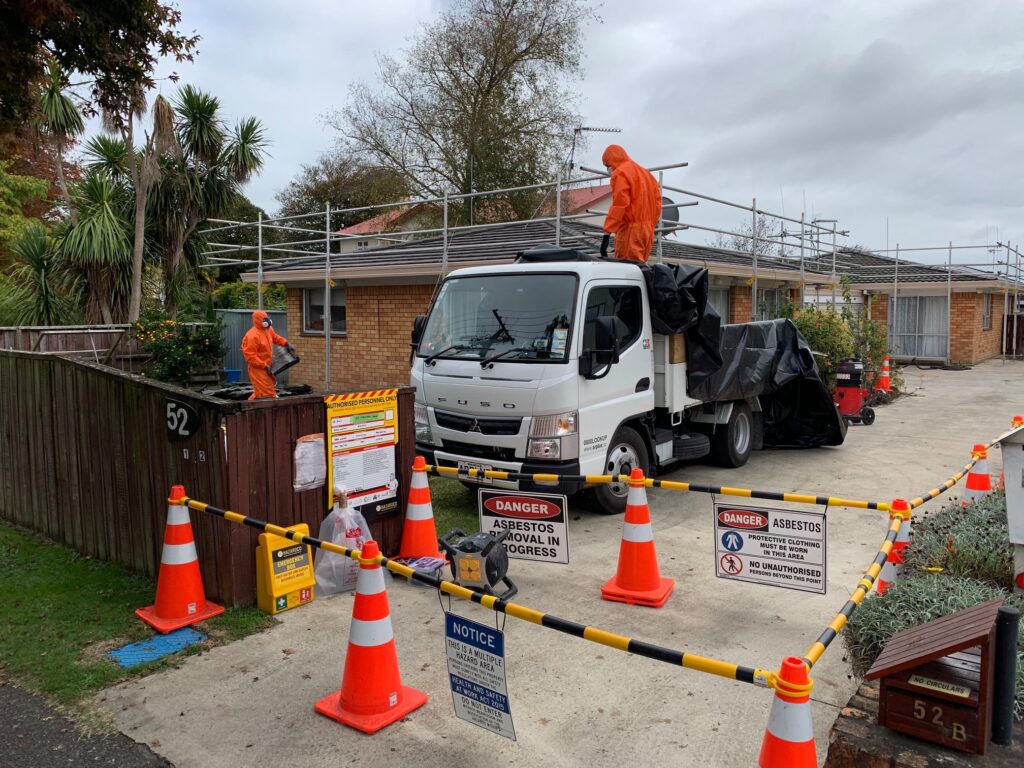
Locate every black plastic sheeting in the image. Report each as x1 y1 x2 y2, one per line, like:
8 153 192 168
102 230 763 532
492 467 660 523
642 263 845 449
687 319 847 448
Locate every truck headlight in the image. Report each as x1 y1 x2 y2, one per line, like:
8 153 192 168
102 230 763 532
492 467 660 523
415 402 436 445
529 411 577 438
527 438 561 459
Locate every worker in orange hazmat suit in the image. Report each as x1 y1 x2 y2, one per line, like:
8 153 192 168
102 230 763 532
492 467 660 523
242 310 292 399
601 145 662 262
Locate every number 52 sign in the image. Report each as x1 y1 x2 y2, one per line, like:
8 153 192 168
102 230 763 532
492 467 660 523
166 397 200 442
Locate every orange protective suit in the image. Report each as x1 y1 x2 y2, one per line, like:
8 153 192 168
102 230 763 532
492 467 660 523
601 145 662 262
242 310 288 399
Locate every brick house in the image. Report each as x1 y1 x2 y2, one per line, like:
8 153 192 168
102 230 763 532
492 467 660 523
247 219 826 393
839 249 1018 365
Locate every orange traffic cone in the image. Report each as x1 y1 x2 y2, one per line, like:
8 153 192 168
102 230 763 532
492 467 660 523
875 498 911 596
136 485 224 633
961 444 992 506
875 355 892 393
398 456 444 559
759 657 816 767
315 540 427 733
601 468 674 608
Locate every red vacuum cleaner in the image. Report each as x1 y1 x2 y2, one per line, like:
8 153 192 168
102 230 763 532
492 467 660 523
834 358 875 425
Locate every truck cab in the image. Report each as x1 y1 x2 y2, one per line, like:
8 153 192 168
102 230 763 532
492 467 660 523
411 252 758 514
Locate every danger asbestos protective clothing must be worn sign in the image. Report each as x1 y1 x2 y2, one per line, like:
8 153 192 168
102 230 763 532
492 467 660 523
713 503 827 594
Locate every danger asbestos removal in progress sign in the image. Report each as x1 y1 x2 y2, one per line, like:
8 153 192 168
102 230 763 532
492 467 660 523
713 503 826 594
478 489 569 564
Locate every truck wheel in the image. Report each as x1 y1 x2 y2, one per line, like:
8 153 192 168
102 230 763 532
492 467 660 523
710 402 753 467
591 426 649 515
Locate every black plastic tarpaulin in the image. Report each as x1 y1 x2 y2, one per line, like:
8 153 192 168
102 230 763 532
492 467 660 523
687 319 847 448
643 263 723 366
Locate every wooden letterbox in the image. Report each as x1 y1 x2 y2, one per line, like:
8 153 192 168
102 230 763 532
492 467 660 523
865 598 1003 755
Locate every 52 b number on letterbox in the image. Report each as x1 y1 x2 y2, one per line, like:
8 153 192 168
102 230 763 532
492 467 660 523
886 690 977 752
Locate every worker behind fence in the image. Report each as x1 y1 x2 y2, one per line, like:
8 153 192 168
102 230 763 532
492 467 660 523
242 310 293 399
601 144 662 262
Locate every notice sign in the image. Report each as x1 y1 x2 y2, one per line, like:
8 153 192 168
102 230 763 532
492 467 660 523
325 390 399 519
713 503 826 594
478 489 569 564
445 613 515 741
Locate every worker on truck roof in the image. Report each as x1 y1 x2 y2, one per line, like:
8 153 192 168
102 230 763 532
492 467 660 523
601 144 662 262
242 310 292 399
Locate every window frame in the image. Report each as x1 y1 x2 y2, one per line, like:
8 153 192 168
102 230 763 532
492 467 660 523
302 286 347 336
583 283 644 353
982 293 992 331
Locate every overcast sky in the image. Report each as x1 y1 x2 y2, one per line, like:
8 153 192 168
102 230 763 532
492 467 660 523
105 0 1024 267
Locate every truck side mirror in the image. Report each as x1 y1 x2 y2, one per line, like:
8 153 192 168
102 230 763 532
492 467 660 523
411 314 427 347
579 316 620 380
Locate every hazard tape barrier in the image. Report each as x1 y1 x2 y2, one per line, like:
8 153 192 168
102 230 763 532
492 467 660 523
182 497 798 694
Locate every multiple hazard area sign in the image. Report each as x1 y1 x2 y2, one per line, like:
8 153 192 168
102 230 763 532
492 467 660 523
445 612 516 740
713 503 827 594
478 489 569 564
325 390 400 519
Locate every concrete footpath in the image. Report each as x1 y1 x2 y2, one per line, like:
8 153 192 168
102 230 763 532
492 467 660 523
98 360 1024 768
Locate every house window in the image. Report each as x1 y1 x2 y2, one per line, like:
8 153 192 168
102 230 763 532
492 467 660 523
708 287 730 319
982 293 992 330
357 240 370 250
303 287 346 335
757 287 786 320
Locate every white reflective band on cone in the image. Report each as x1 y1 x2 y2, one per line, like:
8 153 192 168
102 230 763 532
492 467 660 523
349 616 395 647
877 558 898 583
166 505 191 525
411 473 429 489
405 502 434 522
161 541 198 565
626 485 647 507
895 521 912 544
621 522 654 543
356 565 387 596
766 698 814 742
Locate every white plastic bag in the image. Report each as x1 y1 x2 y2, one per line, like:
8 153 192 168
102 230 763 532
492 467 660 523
313 493 371 595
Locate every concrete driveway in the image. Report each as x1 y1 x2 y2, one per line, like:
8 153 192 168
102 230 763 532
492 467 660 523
98 360 1024 767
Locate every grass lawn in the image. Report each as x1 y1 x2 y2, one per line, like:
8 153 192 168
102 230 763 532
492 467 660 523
0 523 276 709
429 476 480 536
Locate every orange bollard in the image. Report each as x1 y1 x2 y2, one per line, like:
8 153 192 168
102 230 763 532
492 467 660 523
315 540 427 733
961 444 992 506
600 468 674 608
136 485 224 633
398 456 444 559
875 499 911 596
759 657 816 767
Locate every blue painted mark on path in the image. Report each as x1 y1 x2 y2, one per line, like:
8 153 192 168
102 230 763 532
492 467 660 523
108 628 207 668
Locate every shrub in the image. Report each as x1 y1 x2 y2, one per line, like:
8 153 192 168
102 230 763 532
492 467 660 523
792 305 853 389
903 491 1014 589
843 573 1024 719
134 318 225 384
212 281 286 310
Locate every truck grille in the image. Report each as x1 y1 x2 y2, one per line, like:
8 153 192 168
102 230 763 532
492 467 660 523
440 440 517 462
434 411 522 436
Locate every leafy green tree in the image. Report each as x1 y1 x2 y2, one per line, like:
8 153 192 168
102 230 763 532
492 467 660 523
329 0 593 222
275 148 409 224
38 61 84 223
0 159 49 266
0 0 199 133
211 281 285 311
0 222 79 325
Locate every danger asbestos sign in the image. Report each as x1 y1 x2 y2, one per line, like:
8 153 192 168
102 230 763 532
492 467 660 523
478 489 569 564
713 503 827 594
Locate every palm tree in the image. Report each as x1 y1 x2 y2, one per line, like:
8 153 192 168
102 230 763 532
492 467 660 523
149 85 267 316
2 223 80 325
38 61 85 224
55 171 132 323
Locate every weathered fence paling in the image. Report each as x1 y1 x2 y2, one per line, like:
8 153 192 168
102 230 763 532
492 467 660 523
0 349 413 606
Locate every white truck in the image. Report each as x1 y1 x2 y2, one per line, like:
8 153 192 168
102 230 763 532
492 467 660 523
409 248 797 515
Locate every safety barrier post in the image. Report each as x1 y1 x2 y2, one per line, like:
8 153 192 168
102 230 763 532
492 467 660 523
875 498 911 596
759 657 815 767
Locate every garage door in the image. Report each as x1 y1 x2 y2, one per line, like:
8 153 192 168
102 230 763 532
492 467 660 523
889 295 947 359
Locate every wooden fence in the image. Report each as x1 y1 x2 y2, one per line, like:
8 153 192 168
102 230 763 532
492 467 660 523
0 350 413 606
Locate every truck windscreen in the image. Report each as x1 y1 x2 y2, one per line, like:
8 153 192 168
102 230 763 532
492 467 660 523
417 273 577 362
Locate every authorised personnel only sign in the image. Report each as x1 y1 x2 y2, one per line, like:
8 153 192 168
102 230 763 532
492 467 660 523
713 503 826 594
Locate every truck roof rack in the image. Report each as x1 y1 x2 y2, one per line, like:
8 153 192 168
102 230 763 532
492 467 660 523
514 246 597 263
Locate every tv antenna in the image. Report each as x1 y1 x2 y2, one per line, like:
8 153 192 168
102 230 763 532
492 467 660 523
566 125 622 179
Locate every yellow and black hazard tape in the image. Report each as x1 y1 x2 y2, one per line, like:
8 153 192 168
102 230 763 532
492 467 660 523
802 514 902 668
184 497 777 690
427 464 887 511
